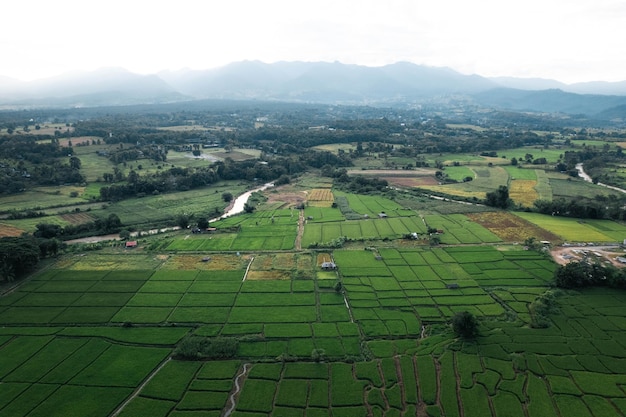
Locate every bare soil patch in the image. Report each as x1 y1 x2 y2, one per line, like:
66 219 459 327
384 176 439 188
550 245 626 267
60 212 95 225
246 270 291 280
467 211 559 242
0 224 25 237
264 189 307 208
161 254 252 270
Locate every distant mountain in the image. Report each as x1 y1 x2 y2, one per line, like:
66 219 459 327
0 68 188 107
160 60 497 102
471 88 626 117
1 62 626 119
490 76 626 96
489 76 567 91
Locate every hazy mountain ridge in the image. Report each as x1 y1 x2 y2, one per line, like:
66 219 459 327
1 62 626 119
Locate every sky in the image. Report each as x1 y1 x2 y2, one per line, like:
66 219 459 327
1 0 625 84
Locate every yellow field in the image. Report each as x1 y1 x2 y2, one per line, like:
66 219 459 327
162 254 251 270
308 189 334 201
419 185 486 199
308 188 334 207
509 180 539 207
246 270 291 280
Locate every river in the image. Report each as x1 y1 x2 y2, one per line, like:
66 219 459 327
66 182 274 245
210 182 274 222
576 163 626 194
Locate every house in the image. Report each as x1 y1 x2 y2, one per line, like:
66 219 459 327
378 213 388 218
445 283 459 289
321 262 337 270
125 241 138 248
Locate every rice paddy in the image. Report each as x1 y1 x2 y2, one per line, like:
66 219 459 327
3 183 626 416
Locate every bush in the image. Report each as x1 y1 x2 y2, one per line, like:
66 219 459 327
174 336 238 360
451 311 478 339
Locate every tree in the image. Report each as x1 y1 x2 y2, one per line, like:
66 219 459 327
243 203 255 214
197 217 209 230
176 213 192 229
510 157 518 166
0 236 40 280
485 185 512 209
222 192 233 203
451 311 478 339
69 156 82 170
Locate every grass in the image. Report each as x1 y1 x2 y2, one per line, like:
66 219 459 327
514 212 624 242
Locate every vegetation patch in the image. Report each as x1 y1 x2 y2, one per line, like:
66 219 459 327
467 211 559 242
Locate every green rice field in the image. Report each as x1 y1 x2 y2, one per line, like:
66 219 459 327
3 185 626 417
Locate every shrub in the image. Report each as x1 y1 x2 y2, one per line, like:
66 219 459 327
451 311 478 339
174 336 238 359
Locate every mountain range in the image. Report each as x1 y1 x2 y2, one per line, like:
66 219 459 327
2 61 626 119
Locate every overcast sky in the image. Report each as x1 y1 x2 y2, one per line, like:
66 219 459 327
2 0 624 83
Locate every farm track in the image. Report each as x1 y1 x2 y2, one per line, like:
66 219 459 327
295 209 304 250
224 363 251 417
110 356 172 417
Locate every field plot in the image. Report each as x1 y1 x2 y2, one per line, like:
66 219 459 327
551 177 624 200
508 179 539 207
420 165 510 199
424 214 501 244
117 360 240 417
515 212 626 242
302 216 428 247
334 191 415 218
166 209 298 251
333 246 552 336
467 211 560 242
307 188 334 207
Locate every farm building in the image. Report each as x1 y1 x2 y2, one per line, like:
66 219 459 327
321 262 337 270
125 241 138 248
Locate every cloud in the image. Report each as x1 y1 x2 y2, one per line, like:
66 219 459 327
1 0 624 83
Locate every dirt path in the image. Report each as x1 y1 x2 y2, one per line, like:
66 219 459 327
224 363 251 417
110 357 171 417
295 209 304 250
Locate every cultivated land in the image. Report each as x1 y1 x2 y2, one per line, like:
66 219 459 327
3 118 626 417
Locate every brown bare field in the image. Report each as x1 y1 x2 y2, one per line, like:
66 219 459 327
250 254 274 270
246 270 291 280
316 253 333 266
347 168 436 177
157 125 211 132
60 212 95 225
467 211 560 242
0 223 26 237
383 176 439 188
509 180 539 207
264 188 307 208
273 253 298 269
161 254 251 270
211 151 257 161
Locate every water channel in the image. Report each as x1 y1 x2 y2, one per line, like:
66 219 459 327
66 182 274 244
